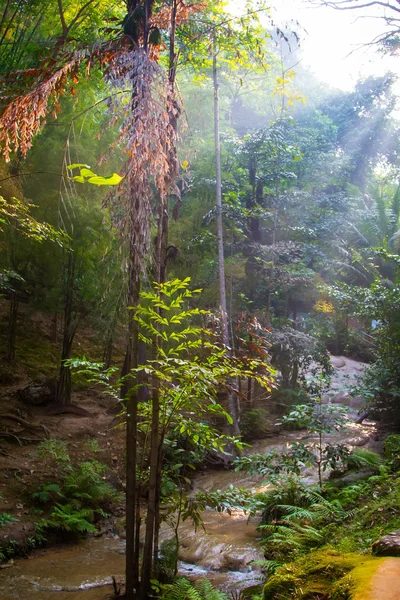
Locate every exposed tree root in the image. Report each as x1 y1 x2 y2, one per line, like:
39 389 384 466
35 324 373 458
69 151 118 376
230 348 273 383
45 404 91 417
0 431 43 445
0 431 23 445
0 413 50 435
356 411 370 424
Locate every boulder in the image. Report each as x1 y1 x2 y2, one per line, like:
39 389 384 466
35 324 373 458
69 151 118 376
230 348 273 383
331 392 364 410
349 395 363 410
372 531 400 557
219 552 247 571
331 357 346 368
17 379 56 406
333 469 375 485
332 391 351 404
345 434 370 447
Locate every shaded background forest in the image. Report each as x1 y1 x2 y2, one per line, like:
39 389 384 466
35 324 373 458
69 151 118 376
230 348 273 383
0 2 400 599
1 0 399 426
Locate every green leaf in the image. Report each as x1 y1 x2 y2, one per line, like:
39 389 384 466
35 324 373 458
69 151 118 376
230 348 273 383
67 163 90 170
87 173 124 186
80 168 97 178
171 463 183 470
225 412 233 425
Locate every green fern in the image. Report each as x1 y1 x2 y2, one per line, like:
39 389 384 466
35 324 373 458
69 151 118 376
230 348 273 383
258 483 355 559
346 448 382 472
260 521 324 552
256 477 313 524
162 578 229 600
64 460 116 507
32 483 64 504
194 578 229 600
50 503 96 533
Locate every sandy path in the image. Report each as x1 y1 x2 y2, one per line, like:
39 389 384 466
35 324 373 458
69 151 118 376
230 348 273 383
362 558 400 600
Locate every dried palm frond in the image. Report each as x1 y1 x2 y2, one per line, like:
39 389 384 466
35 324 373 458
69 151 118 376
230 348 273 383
0 57 82 161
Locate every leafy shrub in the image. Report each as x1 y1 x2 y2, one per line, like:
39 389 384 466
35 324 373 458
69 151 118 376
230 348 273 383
32 459 117 535
384 434 400 471
240 408 272 441
0 512 18 527
258 481 354 559
158 538 179 583
270 386 309 415
323 475 400 553
36 439 71 470
267 327 332 390
344 448 382 473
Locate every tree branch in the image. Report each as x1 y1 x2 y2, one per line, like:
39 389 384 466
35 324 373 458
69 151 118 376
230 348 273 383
315 0 400 15
57 0 69 37
68 0 99 33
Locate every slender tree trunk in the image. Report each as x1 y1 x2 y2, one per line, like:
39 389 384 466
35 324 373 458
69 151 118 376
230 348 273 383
145 3 180 582
56 254 76 405
6 292 18 362
52 312 58 344
126 5 154 597
141 378 159 598
125 244 140 600
213 37 229 349
103 335 113 369
213 35 239 435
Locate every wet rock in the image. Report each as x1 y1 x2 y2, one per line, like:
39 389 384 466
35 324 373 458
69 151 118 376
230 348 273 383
345 434 370 447
334 469 375 485
17 379 56 406
204 449 235 469
372 531 400 557
219 553 247 572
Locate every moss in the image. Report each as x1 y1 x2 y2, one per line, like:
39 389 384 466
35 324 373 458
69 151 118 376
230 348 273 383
263 549 382 600
332 557 384 600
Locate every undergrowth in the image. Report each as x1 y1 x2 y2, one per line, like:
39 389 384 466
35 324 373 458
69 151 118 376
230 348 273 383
31 439 118 535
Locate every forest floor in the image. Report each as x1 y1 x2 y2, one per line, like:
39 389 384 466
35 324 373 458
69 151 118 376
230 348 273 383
0 345 371 562
0 380 126 559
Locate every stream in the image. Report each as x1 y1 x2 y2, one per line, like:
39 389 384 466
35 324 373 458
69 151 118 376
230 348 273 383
0 413 378 600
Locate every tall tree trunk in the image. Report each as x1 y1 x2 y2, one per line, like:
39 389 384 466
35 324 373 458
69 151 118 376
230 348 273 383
213 35 240 435
6 292 18 362
103 335 113 369
51 312 58 344
125 242 141 600
56 254 76 405
148 2 179 581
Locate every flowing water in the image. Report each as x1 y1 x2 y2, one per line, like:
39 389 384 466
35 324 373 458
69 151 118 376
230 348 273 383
0 415 378 599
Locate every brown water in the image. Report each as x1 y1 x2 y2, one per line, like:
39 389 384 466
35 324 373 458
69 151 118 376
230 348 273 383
0 419 377 599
